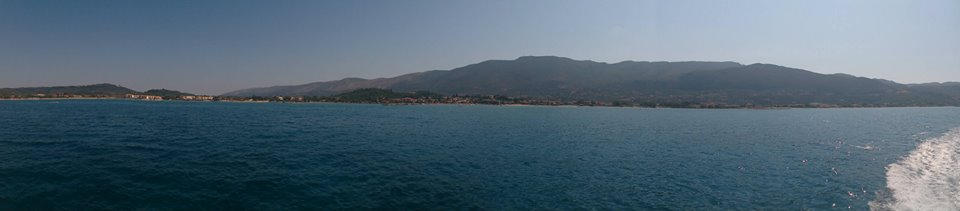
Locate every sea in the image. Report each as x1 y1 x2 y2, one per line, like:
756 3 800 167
0 100 958 210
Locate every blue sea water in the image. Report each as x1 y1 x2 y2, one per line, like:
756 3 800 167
0 100 958 210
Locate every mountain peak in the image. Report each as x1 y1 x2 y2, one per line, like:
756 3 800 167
745 63 782 68
88 83 122 87
340 77 369 82
515 56 577 62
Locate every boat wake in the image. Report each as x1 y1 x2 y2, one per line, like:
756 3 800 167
870 128 960 211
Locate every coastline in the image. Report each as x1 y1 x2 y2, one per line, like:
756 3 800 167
0 97 116 101
2 97 956 109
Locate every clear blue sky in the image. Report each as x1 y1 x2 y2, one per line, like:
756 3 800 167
2 0 958 95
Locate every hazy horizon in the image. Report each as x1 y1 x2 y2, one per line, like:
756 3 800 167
2 0 959 95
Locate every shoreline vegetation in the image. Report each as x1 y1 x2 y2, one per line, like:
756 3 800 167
2 88 954 109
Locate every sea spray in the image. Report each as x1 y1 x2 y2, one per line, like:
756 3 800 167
871 128 960 211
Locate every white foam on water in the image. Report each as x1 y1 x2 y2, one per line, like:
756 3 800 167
870 128 960 211
855 145 876 151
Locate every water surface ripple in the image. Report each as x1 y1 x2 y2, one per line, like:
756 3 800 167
1 100 958 209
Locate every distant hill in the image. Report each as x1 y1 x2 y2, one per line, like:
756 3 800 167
0 84 200 99
0 83 138 97
907 83 960 102
143 89 195 99
223 56 960 106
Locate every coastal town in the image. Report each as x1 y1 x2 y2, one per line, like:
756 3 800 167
0 86 846 108
124 94 213 101
1 89 847 109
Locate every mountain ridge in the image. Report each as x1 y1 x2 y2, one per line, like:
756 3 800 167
223 56 745 96
221 56 959 106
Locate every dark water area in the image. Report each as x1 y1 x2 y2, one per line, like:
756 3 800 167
1 100 958 210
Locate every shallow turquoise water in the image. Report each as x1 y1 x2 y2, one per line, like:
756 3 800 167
1 100 958 209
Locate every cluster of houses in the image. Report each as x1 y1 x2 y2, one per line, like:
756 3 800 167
275 96 305 102
180 95 214 101
124 94 214 101
32 94 89 98
0 93 96 99
124 94 163 100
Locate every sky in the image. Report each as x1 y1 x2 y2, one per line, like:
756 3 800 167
1 0 958 95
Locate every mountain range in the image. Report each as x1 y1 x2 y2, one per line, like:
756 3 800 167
223 56 960 106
